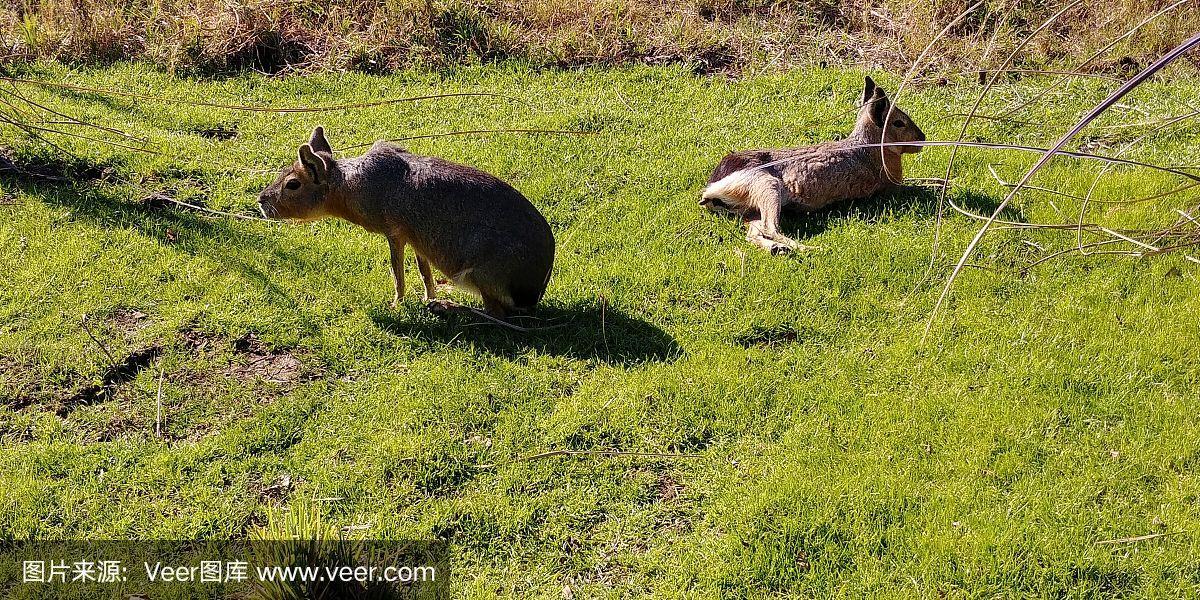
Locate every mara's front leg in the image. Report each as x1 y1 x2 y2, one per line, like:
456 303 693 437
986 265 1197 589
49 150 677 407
387 236 406 308
416 254 438 302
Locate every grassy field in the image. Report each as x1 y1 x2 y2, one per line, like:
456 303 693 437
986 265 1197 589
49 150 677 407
1 62 1200 597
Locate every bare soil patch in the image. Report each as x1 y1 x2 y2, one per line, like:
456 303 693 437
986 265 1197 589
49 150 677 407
656 472 682 503
0 355 45 411
228 333 307 383
193 124 239 141
181 328 315 385
735 324 802 348
106 308 152 337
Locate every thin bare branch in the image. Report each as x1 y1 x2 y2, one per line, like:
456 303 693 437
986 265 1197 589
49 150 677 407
337 129 596 152
994 0 1193 121
476 449 704 469
751 139 1200 182
928 32 1200 335
0 77 527 112
1094 532 1177 545
933 0 1086 271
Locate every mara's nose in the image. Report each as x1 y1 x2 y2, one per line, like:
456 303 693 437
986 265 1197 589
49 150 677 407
257 194 268 204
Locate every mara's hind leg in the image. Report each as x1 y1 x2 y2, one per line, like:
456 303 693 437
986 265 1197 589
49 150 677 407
481 293 513 319
424 270 530 331
460 268 518 319
426 291 530 332
745 215 792 255
746 178 806 254
415 254 438 302
727 176 807 255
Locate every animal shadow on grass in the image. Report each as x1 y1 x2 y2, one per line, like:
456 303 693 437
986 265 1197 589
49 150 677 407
778 184 1021 241
369 301 683 366
3 153 682 366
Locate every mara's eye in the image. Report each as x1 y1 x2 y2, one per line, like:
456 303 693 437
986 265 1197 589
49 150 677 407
893 120 907 128
284 179 301 190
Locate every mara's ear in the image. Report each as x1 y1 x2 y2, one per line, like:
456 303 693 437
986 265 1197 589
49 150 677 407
870 91 891 127
309 126 332 155
862 76 877 106
298 143 328 184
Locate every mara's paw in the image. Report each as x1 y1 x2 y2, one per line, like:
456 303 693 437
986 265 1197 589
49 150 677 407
776 236 818 254
426 298 459 315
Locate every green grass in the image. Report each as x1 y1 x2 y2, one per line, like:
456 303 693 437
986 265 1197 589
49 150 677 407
2 62 1200 597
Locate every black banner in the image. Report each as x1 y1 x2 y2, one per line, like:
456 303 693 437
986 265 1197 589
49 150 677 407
0 540 448 599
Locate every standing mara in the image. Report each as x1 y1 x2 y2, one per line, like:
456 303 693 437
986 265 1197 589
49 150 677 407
257 126 555 321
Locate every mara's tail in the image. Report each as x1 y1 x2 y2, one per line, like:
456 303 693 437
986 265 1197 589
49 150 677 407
700 170 758 213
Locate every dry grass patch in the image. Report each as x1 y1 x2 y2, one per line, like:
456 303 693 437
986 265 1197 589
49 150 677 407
2 0 1197 75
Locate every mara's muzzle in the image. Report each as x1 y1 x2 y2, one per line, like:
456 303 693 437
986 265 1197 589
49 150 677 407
257 194 279 219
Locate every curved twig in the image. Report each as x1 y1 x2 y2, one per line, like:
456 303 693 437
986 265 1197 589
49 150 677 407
749 139 1200 182
927 32 1200 335
336 128 596 152
0 77 527 112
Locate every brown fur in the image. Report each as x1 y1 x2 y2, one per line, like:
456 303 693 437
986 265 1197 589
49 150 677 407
257 127 555 318
701 76 925 254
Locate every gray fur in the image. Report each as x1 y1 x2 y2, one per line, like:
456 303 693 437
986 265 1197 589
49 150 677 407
702 76 926 254
258 128 555 318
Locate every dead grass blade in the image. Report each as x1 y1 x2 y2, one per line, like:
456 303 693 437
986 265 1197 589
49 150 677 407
994 0 1193 122
752 140 1200 182
947 69 1122 82
1024 239 1130 269
933 0 1085 269
1086 182 1200 205
476 448 704 469
155 196 276 223
1096 110 1200 131
1094 532 1178 545
336 129 596 152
